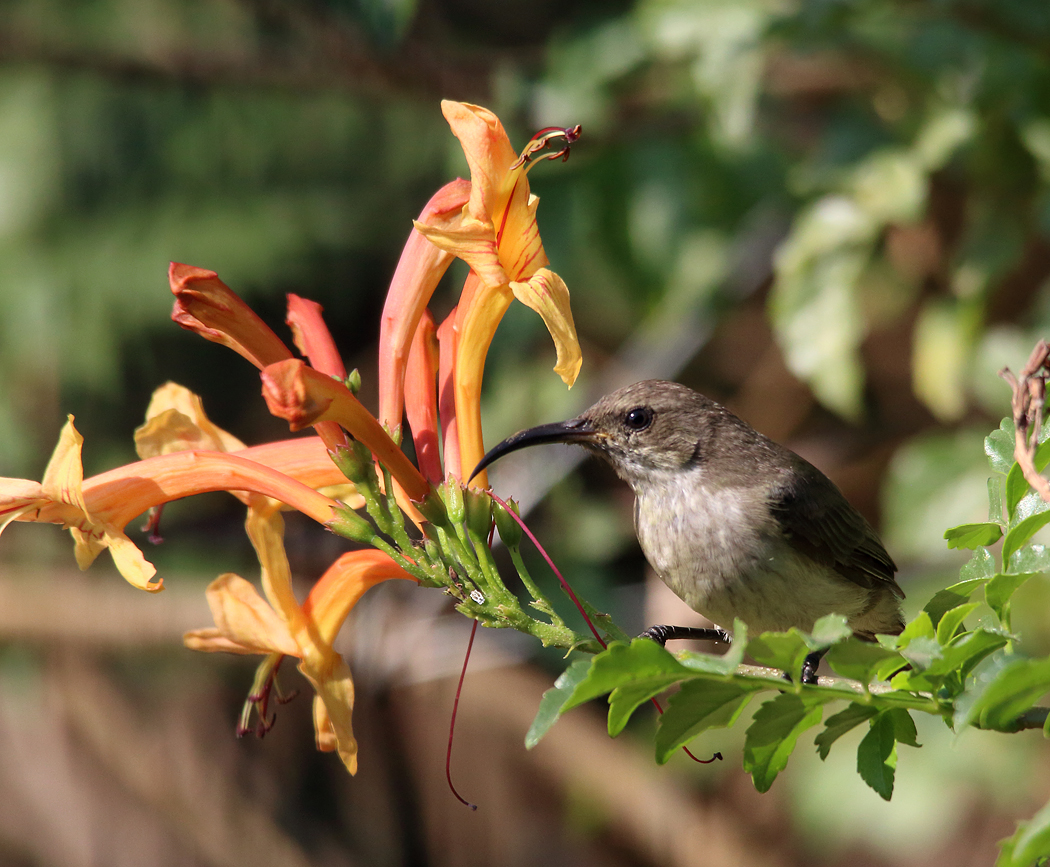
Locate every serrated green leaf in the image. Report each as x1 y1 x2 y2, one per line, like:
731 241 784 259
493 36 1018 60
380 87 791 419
989 476 1004 524
747 631 811 682
987 572 1035 630
899 635 943 672
815 704 879 759
944 522 1004 549
606 683 668 737
985 421 1016 474
826 638 905 685
1003 508 1050 563
1006 463 1030 521
743 694 826 792
1007 543 1050 576
963 547 997 581
958 656 1050 732
932 629 1011 679
857 712 899 800
925 577 989 627
936 602 980 645
997 797 1050 867
526 658 592 749
810 613 853 647
564 640 693 711
887 707 921 747
678 620 748 675
654 680 760 763
895 611 936 649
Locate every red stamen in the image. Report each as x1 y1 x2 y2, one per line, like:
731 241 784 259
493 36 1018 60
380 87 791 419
487 492 721 764
446 620 479 811
487 491 605 648
142 505 165 545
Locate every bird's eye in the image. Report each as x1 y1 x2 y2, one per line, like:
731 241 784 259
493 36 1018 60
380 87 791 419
623 406 654 432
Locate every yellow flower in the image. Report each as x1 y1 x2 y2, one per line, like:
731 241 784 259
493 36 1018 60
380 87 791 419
184 507 414 773
1 416 345 592
377 102 583 485
415 101 583 482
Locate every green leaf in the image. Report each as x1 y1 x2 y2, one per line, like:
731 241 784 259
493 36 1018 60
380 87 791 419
815 704 878 759
679 620 749 676
1007 543 1050 576
987 572 1034 630
997 797 1050 867
988 476 1004 524
985 420 1015 474
826 638 905 685
944 522 1003 550
743 694 826 792
747 630 812 681
1003 508 1050 563
958 656 1050 732
857 712 899 800
526 658 591 749
925 577 989 627
654 680 760 763
893 611 936 650
962 546 997 581
564 640 693 711
936 602 980 645
606 684 669 737
810 613 854 647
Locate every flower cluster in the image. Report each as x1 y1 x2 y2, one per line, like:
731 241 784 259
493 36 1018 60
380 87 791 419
0 101 585 775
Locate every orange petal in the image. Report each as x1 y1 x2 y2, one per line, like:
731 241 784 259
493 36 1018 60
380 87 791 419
303 550 415 647
378 178 471 433
169 263 293 370
286 294 346 379
436 307 461 480
404 310 442 485
261 359 432 504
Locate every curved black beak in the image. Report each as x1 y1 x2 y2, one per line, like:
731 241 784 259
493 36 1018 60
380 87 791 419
469 417 597 482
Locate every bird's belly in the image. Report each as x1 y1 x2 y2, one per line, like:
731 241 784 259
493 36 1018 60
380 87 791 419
636 487 870 635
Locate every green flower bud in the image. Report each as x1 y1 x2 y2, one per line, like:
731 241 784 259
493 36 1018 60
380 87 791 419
493 497 523 549
331 440 377 489
328 504 377 544
464 487 493 540
441 480 465 525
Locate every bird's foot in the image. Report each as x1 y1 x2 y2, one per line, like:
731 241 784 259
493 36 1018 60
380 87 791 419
640 624 732 647
786 648 828 686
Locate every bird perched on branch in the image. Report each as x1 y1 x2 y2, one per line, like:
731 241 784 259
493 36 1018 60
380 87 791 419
471 380 904 683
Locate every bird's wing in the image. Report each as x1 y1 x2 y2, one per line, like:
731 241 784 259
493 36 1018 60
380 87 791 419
768 462 903 598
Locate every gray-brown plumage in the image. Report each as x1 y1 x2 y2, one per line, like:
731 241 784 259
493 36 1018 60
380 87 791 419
471 381 904 679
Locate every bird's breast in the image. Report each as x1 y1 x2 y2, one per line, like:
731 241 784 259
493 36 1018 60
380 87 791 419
632 474 872 633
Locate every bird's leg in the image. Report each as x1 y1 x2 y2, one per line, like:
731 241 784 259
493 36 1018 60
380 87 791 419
798 648 829 685
640 624 732 647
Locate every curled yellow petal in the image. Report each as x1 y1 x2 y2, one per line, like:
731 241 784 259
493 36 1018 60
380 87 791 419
193 572 298 656
509 268 582 387
135 382 246 458
41 416 88 517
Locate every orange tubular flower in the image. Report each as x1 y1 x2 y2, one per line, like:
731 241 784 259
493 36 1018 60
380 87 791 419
185 508 414 774
403 309 442 485
1 417 343 592
411 101 583 483
169 263 294 369
377 178 472 437
261 359 432 505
